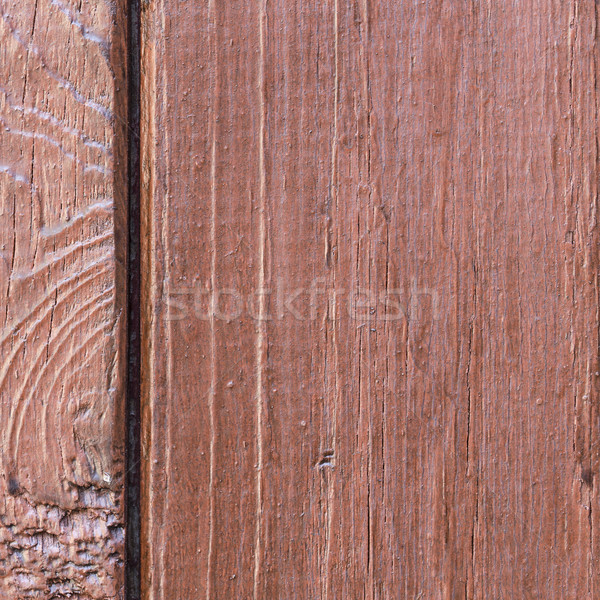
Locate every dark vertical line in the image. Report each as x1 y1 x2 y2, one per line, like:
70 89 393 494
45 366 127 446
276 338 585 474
126 0 141 597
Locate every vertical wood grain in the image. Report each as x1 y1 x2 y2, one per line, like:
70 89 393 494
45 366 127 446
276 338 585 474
141 0 600 598
0 0 127 597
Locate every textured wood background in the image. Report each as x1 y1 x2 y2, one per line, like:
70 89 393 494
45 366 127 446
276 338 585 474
2 0 600 598
0 0 127 597
141 0 600 598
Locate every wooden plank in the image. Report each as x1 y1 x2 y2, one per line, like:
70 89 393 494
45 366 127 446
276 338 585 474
141 0 600 597
0 0 127 597
141 0 263 596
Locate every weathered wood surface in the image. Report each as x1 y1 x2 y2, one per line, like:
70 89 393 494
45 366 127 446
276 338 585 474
141 0 600 598
0 0 127 597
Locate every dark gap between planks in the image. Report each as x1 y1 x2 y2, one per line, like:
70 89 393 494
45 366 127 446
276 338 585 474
126 0 142 597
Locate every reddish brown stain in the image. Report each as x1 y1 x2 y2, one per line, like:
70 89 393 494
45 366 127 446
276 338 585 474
140 1 600 598
3 0 599 598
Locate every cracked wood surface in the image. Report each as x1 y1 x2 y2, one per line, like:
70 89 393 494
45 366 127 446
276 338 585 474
0 0 127 598
141 0 600 598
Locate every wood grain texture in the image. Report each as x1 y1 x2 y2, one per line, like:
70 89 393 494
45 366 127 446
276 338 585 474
141 0 600 598
0 0 127 597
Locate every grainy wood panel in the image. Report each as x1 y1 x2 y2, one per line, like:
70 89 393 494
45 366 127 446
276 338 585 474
0 0 127 597
141 0 600 598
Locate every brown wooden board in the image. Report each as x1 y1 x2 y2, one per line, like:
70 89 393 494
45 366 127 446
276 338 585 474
141 0 600 598
0 0 127 597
